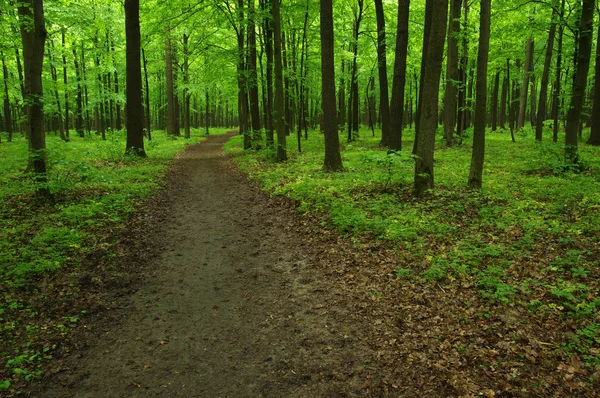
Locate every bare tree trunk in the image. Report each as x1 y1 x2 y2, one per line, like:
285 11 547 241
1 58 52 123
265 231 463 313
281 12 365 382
374 0 391 146
414 0 448 195
443 0 461 146
565 0 594 164
48 43 68 142
272 0 287 161
61 29 70 138
18 0 50 198
320 0 342 171
517 37 534 130
2 53 13 142
142 47 151 140
587 21 600 146
388 0 410 151
468 0 491 189
165 27 177 136
183 33 191 139
124 0 146 156
247 0 261 144
491 71 499 131
552 0 565 143
536 10 557 141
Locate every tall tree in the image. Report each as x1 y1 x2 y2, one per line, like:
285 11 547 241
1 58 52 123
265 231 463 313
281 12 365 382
247 0 261 144
517 36 534 130
388 0 410 151
443 0 461 146
587 13 600 146
320 0 343 171
565 0 594 164
19 0 50 198
124 0 145 156
468 0 491 189
414 0 448 195
272 0 287 161
1 53 13 142
374 0 390 147
536 8 557 141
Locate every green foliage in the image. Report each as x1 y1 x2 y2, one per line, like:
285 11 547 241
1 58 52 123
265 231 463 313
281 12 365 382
0 128 228 388
225 126 600 362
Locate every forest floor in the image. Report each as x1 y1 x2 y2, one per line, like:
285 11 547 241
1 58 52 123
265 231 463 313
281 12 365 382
24 132 598 397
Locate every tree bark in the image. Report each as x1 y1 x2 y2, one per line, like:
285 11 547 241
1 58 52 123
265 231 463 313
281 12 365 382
18 0 50 198
272 0 287 161
320 0 343 171
61 29 70 138
587 20 600 146
388 0 410 151
536 10 557 141
468 0 491 189
183 33 191 139
517 37 534 130
165 27 177 136
142 47 151 140
413 0 434 152
491 71 499 131
443 0 461 146
247 0 261 144
374 0 390 146
565 0 594 163
124 0 146 156
72 47 84 137
2 53 13 142
414 0 448 195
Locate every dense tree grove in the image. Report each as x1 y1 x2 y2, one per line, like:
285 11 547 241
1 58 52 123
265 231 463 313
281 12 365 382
1 0 600 193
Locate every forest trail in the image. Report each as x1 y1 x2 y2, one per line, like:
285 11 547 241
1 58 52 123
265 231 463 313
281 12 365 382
34 133 367 397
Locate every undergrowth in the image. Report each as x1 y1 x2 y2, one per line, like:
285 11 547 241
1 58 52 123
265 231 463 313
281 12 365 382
224 126 600 367
0 128 229 393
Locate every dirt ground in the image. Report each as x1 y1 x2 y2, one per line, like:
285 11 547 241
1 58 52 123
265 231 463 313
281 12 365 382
27 133 598 398
30 133 376 397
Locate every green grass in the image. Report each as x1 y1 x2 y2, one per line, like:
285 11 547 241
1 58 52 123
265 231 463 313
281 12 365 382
0 127 229 392
224 125 600 364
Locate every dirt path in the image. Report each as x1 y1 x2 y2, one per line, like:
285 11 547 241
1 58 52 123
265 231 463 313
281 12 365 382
34 133 368 397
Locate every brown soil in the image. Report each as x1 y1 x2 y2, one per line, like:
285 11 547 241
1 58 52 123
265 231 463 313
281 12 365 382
30 133 372 397
27 133 599 398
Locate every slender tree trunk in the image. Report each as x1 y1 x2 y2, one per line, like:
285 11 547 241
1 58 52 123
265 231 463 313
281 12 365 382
142 47 151 140
374 0 391 146
413 0 434 152
468 0 491 189
247 0 261 144
262 0 274 146
517 37 534 130
536 11 557 141
272 0 287 161
443 0 461 146
499 69 507 129
347 0 364 142
587 20 600 146
112 41 122 131
183 33 191 139
491 71 499 131
72 47 84 137
565 0 594 164
165 27 177 136
49 44 67 142
456 0 469 141
124 0 146 156
414 0 448 195
61 30 70 138
388 0 410 151
320 0 342 171
81 43 91 134
338 58 346 128
2 53 13 142
19 0 50 198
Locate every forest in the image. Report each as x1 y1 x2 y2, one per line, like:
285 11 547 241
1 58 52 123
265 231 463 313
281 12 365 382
1 0 600 395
